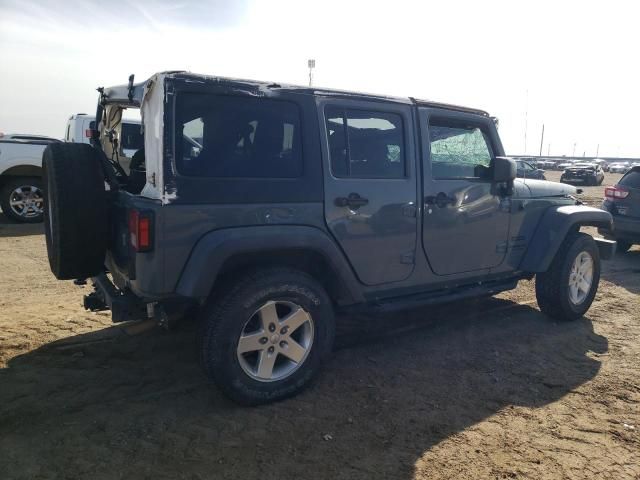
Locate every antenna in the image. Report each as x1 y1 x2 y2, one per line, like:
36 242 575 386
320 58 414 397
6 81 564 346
127 74 135 102
308 59 315 87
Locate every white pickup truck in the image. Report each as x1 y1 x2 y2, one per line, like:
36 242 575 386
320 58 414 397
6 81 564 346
0 134 60 223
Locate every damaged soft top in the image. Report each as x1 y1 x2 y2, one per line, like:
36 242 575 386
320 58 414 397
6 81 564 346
97 70 489 116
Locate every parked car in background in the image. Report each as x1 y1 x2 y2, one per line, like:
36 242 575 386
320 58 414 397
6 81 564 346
65 113 143 171
538 159 557 170
557 160 575 171
609 162 631 174
560 163 605 186
599 166 640 252
593 159 610 172
0 133 60 222
516 160 546 179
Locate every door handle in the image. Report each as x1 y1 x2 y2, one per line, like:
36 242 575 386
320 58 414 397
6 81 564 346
425 192 456 208
335 193 369 209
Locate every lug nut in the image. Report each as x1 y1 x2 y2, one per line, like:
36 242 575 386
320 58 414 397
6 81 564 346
279 341 287 348
269 323 276 332
268 346 275 353
280 326 288 334
259 337 268 344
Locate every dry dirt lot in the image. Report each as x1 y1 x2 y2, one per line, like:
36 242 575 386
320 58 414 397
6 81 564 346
0 172 638 480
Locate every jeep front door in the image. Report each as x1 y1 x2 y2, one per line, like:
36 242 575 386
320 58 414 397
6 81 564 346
419 109 511 276
320 101 418 286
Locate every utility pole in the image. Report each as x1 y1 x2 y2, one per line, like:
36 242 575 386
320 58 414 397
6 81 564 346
308 59 315 87
596 144 600 157
572 142 576 157
539 123 545 156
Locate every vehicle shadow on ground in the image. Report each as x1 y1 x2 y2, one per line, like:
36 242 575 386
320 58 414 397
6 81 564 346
600 248 640 295
0 298 608 480
0 212 43 237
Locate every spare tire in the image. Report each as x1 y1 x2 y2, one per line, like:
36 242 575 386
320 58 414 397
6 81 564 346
43 143 108 280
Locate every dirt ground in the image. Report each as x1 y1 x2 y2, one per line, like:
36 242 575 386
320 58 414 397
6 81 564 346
0 172 638 480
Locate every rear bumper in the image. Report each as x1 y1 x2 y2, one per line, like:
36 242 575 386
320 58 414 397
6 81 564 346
86 273 196 324
561 175 595 184
598 207 640 242
87 274 147 322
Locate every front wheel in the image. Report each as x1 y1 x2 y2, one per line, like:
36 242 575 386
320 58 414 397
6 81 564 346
535 232 600 321
199 268 335 405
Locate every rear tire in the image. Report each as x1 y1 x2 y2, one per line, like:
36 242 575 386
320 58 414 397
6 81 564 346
0 176 44 223
535 232 600 321
199 268 335 405
43 143 108 280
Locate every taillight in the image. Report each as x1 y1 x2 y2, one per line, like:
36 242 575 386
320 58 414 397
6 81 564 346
128 209 153 252
604 186 629 200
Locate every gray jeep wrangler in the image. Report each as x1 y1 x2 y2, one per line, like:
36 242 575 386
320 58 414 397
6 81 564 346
43 72 615 405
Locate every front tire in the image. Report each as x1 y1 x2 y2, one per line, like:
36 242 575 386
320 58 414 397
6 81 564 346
199 268 335 405
535 232 600 321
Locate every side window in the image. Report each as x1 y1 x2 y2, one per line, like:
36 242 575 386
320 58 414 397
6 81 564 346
175 94 302 178
429 121 493 179
326 107 405 179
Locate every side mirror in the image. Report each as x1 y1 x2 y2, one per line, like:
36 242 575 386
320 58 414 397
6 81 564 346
493 156 517 183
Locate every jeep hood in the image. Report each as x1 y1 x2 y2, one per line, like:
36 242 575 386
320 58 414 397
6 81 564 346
514 178 576 198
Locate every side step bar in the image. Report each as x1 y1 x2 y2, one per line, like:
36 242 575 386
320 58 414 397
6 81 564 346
340 277 522 315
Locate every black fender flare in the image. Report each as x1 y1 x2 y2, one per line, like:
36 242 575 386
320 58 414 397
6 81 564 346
175 225 365 305
519 205 614 273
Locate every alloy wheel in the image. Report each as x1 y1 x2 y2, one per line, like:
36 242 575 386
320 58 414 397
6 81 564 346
9 185 44 219
236 300 314 382
568 251 594 305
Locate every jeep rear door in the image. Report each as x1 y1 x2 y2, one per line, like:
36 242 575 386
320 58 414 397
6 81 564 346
419 108 510 275
319 99 418 286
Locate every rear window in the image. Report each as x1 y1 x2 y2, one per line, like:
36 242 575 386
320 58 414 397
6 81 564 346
175 94 302 178
619 169 640 188
121 123 143 150
325 107 405 179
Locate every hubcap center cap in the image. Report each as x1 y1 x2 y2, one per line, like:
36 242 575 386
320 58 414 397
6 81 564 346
270 333 281 344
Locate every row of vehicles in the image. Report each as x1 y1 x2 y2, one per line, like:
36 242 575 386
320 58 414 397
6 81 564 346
531 157 640 174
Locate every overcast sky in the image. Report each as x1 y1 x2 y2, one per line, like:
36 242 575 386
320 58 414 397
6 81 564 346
1 0 638 157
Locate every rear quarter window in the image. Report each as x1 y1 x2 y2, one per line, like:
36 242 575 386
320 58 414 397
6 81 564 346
619 170 640 188
175 94 303 178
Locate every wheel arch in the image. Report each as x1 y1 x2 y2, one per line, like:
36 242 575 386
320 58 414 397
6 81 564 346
0 165 43 187
519 205 614 273
175 225 365 306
